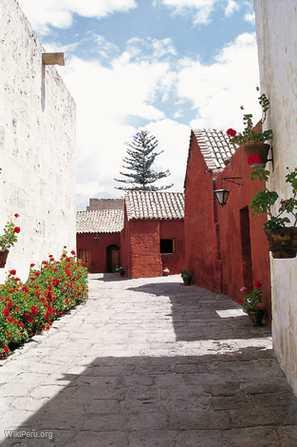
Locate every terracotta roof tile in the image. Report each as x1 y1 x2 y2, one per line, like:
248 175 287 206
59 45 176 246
77 209 124 234
193 129 236 171
125 191 184 220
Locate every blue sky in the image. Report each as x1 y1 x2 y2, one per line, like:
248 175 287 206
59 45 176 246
19 0 259 207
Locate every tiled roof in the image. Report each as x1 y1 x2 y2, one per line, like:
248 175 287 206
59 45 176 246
77 209 124 234
192 129 236 171
125 191 184 220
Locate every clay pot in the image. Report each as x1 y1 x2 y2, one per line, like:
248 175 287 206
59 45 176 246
248 309 265 326
243 142 270 168
265 227 297 259
0 250 9 268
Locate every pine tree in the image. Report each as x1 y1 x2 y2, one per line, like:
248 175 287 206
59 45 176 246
114 130 173 191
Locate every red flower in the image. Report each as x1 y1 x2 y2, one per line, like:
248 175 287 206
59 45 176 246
42 261 48 265
71 250 76 255
2 345 10 354
2 306 10 317
23 312 33 324
34 271 41 277
255 280 262 289
31 306 39 316
248 154 263 165
14 226 21 234
30 263 35 268
14 213 20 218
9 269 16 276
226 128 237 138
65 270 71 277
21 286 29 293
52 279 60 287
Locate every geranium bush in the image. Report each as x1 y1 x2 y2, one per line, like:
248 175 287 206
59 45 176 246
0 213 21 251
0 249 88 359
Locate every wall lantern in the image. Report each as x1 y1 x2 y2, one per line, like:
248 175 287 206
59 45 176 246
213 177 242 207
214 189 230 207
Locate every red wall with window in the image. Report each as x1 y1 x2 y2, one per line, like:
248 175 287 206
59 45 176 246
121 216 185 279
185 134 271 313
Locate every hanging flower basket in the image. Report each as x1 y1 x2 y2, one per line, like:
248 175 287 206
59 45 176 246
0 249 9 268
243 142 270 168
265 227 297 259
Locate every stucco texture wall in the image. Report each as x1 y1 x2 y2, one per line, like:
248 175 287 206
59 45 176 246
184 135 271 311
0 0 76 280
77 233 121 273
122 218 184 279
255 0 297 394
184 137 221 292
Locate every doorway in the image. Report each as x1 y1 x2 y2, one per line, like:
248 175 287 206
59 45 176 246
106 245 120 273
240 207 253 290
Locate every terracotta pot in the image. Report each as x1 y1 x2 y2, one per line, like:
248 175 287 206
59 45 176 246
248 309 265 326
0 250 9 268
265 227 297 259
243 142 270 168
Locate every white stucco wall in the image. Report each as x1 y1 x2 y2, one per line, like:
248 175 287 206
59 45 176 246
0 0 76 280
254 1 297 394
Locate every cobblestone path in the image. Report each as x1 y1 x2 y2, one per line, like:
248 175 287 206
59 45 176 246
1 274 297 446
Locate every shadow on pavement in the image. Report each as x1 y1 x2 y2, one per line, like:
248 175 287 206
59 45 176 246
1 349 297 446
128 282 271 341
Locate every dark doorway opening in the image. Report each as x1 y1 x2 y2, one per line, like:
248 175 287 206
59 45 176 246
240 207 253 290
106 245 120 273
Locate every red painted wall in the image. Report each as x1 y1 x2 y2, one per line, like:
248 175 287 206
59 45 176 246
76 233 121 273
184 135 222 292
121 214 185 279
185 133 271 313
160 220 185 275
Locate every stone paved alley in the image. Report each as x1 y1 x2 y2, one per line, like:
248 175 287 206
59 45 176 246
1 274 297 446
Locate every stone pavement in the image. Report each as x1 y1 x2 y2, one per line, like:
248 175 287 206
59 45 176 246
0 274 297 447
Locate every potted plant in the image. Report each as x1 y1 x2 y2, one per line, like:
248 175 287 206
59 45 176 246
240 281 266 326
226 88 273 168
251 167 297 258
181 270 192 286
0 214 21 268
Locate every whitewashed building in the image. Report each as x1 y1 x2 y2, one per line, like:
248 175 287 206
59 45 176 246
0 0 76 279
255 1 297 394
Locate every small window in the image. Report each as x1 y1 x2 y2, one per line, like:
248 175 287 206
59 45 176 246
160 239 174 254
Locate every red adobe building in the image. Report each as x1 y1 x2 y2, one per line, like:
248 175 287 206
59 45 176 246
184 129 271 312
121 191 185 278
76 200 124 273
77 192 185 279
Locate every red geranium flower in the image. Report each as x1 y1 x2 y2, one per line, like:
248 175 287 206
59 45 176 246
248 154 262 165
31 306 39 316
226 128 237 138
52 279 60 287
71 250 76 255
14 226 21 234
14 213 20 218
9 269 16 276
2 345 10 354
2 306 10 317
23 312 33 323
21 286 29 293
34 271 41 277
30 263 35 268
255 280 262 289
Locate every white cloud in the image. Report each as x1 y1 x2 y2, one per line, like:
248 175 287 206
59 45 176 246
176 33 260 131
18 0 137 34
44 31 259 206
225 0 239 16
157 0 216 25
59 44 175 206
